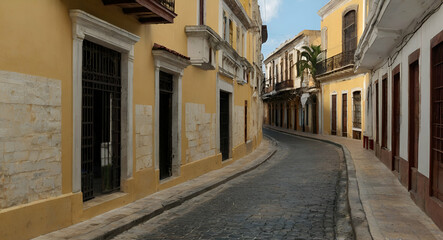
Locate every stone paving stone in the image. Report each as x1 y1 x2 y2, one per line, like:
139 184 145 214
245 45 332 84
112 129 342 240
267 125 443 240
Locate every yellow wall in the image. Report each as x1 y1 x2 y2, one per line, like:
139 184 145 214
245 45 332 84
322 75 366 136
321 0 364 57
0 0 263 239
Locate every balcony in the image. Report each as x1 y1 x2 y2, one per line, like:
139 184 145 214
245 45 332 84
275 80 294 91
103 0 177 24
185 25 222 70
316 50 355 76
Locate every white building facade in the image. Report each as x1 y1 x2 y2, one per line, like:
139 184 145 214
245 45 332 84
355 0 443 229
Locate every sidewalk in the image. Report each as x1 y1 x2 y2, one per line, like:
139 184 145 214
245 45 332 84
266 125 443 240
34 138 277 240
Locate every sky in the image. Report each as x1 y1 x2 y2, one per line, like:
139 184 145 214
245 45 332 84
258 0 330 59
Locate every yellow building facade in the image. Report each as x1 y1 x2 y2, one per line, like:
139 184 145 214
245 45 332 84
317 0 369 140
262 30 321 134
0 0 265 239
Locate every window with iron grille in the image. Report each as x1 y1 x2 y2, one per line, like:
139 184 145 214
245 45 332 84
343 10 357 53
431 32 443 201
81 40 122 201
353 91 362 129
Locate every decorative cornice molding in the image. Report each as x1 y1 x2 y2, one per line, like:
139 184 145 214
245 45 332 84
223 0 253 29
318 0 351 19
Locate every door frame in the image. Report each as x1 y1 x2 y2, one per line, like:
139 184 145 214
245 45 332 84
153 51 190 180
217 76 234 160
70 10 140 194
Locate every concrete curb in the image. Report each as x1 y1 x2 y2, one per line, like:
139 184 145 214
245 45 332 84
264 126 372 240
35 136 278 240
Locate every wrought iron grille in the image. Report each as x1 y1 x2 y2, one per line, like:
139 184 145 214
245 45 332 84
275 80 294 91
82 40 122 201
353 91 362 129
316 50 355 75
156 0 175 13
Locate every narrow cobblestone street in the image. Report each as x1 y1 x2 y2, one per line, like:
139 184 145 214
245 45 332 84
113 129 343 239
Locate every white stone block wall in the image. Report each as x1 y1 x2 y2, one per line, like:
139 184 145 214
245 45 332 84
135 105 153 171
233 105 245 147
0 71 62 209
185 103 216 163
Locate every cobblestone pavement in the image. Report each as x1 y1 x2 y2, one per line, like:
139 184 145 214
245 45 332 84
113 129 342 239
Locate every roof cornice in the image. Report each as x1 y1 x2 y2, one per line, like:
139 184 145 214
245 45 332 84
317 0 351 19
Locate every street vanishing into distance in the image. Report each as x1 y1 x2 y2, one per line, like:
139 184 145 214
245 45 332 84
113 129 343 239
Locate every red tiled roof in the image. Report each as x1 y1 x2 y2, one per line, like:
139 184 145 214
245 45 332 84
152 43 190 60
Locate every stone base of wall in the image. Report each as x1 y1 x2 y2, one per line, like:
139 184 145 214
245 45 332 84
185 103 216 163
135 105 153 171
0 71 62 209
399 157 410 189
380 148 393 170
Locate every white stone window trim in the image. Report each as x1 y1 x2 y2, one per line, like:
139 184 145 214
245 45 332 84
152 49 190 178
70 9 140 193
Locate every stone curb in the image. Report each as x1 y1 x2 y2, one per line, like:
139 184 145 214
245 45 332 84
34 136 278 240
264 126 372 240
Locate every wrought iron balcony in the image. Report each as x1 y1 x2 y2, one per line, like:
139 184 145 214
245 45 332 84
316 50 355 76
103 0 176 24
275 79 294 91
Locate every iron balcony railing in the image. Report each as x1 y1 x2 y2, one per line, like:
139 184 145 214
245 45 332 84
275 79 294 91
157 0 175 12
316 50 355 76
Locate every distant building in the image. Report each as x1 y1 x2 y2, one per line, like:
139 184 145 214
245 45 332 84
262 30 321 133
317 0 369 140
0 0 265 239
355 0 443 229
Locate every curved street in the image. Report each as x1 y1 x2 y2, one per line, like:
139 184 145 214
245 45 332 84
113 129 343 239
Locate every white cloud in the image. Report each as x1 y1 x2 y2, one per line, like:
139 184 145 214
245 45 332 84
258 0 282 22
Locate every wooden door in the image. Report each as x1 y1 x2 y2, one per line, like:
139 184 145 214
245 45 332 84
342 93 347 137
332 95 337 135
409 52 420 192
244 101 248 143
382 77 388 148
392 68 401 172
376 82 379 144
431 37 443 201
287 105 290 129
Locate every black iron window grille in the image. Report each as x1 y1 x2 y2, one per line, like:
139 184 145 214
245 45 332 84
82 40 122 201
353 91 362 129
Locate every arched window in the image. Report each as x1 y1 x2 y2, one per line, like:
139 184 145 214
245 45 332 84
343 10 357 53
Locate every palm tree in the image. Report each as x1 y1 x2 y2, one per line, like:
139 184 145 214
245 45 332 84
296 44 322 88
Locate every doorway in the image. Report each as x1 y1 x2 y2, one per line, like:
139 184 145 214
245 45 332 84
81 40 122 201
220 91 230 160
408 51 420 192
159 71 173 180
392 67 400 172
342 93 347 137
287 104 290 129
331 94 337 135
